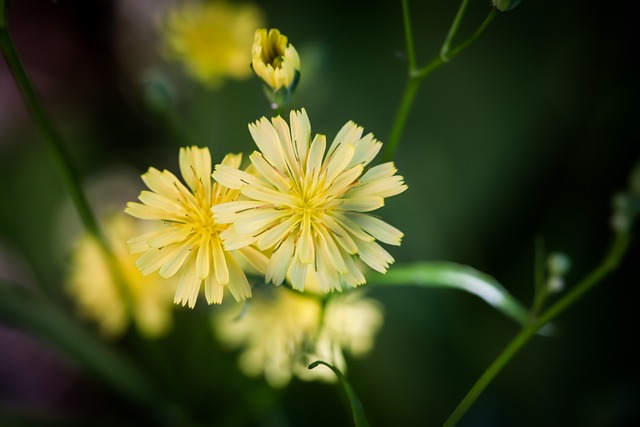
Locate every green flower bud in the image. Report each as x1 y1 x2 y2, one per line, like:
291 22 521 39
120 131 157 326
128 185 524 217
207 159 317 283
492 0 525 12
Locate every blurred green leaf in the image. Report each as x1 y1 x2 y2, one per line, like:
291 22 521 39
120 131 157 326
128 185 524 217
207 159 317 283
308 360 369 427
0 281 173 420
367 262 529 325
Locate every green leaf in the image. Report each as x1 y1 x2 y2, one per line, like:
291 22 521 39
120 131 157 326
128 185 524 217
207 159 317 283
0 282 169 415
308 360 369 427
367 262 529 325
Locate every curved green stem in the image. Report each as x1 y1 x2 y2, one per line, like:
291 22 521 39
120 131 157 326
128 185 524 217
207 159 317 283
442 231 630 427
383 4 498 162
0 1 134 310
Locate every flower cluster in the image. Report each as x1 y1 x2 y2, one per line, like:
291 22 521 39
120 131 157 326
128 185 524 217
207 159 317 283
214 285 384 387
121 26 406 387
126 109 406 307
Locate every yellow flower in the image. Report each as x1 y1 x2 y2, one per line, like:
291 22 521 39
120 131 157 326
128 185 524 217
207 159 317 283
162 1 264 86
251 28 300 106
214 286 383 388
212 109 407 292
66 213 174 338
125 147 268 308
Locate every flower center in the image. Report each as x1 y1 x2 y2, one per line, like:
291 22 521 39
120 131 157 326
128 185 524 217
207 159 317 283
261 32 287 68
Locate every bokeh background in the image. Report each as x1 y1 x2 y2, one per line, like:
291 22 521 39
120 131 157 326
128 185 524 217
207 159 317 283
1 0 639 426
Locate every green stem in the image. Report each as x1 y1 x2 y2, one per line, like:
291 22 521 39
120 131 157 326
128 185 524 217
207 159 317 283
440 0 470 61
401 0 417 71
1 3 102 246
0 0 134 310
383 77 421 162
383 5 498 162
445 9 497 62
442 232 630 427
530 236 547 317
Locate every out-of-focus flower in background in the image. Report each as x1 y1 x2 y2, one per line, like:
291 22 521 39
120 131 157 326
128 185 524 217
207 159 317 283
213 109 407 292
213 282 383 388
126 147 269 308
161 0 264 87
66 213 174 338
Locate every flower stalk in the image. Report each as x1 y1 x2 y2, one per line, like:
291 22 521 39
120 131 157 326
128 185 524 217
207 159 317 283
383 1 498 162
442 231 630 427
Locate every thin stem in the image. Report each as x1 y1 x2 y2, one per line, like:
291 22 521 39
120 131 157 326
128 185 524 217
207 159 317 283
383 77 421 162
442 231 630 427
0 3 103 247
531 236 547 316
383 7 498 162
446 9 497 61
440 0 470 61
402 0 417 71
0 1 134 311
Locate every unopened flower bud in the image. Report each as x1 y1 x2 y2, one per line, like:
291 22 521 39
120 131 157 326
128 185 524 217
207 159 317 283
547 252 570 277
546 252 570 294
251 28 300 108
492 0 524 12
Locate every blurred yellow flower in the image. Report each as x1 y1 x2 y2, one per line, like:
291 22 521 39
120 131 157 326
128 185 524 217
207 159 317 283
162 1 264 86
212 109 407 292
251 28 300 92
125 147 268 308
66 213 174 338
214 286 383 388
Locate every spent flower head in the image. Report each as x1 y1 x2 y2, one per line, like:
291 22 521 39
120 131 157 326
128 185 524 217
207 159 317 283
251 28 300 108
214 286 383 388
125 146 268 308
213 109 407 292
66 213 174 338
162 1 264 87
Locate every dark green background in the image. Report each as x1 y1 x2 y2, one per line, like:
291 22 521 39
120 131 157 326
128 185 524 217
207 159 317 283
1 0 638 426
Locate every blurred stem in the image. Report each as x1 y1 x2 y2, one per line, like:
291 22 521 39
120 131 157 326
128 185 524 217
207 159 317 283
442 231 630 427
0 1 103 247
0 1 135 310
383 4 497 162
531 236 547 317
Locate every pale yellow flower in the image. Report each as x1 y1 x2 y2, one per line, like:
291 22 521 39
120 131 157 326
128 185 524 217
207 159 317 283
212 109 407 292
66 213 174 338
163 1 264 86
125 147 268 308
214 286 383 388
251 28 300 92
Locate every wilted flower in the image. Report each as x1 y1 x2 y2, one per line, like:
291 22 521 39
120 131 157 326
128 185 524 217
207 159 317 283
214 285 383 388
162 1 264 86
213 109 407 292
251 28 300 107
125 147 268 308
66 213 174 338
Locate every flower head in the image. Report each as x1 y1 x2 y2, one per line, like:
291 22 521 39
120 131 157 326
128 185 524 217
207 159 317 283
214 286 383 388
251 28 300 107
125 147 268 308
162 1 264 86
213 109 407 292
66 213 174 338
